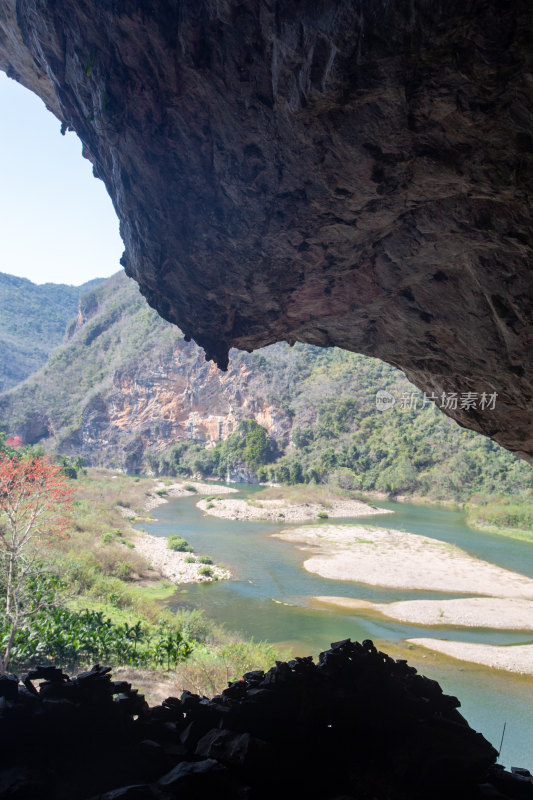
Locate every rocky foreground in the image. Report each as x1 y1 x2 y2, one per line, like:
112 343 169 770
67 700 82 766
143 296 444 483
1 640 532 800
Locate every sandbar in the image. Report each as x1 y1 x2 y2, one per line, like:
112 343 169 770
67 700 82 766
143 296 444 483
407 639 533 675
197 497 391 522
274 524 533 598
145 480 237 511
134 530 230 584
313 596 533 630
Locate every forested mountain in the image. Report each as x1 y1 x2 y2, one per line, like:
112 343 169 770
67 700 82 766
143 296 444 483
0 270 530 500
0 272 104 392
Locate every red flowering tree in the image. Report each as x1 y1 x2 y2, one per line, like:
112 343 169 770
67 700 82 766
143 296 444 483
0 455 73 671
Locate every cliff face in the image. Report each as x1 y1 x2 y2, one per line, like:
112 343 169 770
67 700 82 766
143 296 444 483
110 354 281 444
0 271 291 472
76 339 289 471
0 2 532 460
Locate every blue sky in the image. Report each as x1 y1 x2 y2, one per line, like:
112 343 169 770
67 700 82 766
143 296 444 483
0 72 123 286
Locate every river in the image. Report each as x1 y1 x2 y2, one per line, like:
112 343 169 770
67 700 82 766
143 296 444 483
140 486 533 770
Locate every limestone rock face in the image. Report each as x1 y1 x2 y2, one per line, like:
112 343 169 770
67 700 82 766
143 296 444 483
76 343 288 471
1 1 532 459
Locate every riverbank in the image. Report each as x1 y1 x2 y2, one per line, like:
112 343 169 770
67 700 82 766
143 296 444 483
407 639 533 675
131 479 236 584
133 530 231 584
273 524 533 597
385 491 532 544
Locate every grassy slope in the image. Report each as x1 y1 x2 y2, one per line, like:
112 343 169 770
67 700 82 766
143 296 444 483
464 494 533 543
0 271 103 393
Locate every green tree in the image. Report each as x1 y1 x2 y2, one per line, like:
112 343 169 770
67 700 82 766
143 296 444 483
243 420 271 470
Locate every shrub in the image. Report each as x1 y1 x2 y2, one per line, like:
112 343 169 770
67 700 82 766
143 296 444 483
184 484 197 493
155 488 168 496
317 511 329 520
101 532 115 544
171 608 216 643
174 639 280 696
5 606 195 672
167 535 193 552
198 566 213 578
197 555 213 565
184 556 196 563
113 561 134 580
205 502 214 510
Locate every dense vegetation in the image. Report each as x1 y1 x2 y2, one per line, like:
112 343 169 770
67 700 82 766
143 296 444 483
0 271 102 393
5 600 193 671
146 419 278 480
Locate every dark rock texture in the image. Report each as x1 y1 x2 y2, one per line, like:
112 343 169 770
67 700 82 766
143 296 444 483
1 1 532 458
2 642 530 800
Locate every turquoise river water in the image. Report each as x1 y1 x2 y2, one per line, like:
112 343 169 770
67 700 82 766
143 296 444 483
140 486 533 770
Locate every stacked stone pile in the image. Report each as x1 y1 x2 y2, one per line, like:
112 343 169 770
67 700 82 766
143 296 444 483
0 641 530 799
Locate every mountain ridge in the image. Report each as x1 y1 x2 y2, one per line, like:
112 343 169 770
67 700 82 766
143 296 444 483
0 270 530 500
0 271 105 393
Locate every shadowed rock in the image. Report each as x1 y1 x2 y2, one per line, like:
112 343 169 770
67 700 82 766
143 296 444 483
0 2 532 459
1 642 531 799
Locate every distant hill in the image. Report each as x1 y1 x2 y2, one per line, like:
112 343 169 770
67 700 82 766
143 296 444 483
0 270 530 499
0 272 104 392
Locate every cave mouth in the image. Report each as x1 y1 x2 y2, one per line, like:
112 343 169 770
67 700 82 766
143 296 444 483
0 2 532 795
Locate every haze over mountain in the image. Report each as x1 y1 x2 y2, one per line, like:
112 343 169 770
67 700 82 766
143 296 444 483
0 270 530 500
0 271 104 393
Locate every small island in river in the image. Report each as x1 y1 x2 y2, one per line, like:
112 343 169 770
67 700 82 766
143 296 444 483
197 485 392 522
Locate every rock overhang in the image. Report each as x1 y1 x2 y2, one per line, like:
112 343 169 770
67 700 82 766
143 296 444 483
1 0 532 459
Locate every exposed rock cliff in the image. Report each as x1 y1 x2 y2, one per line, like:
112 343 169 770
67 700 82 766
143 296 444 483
76 339 288 472
0 2 532 460
0 272 291 471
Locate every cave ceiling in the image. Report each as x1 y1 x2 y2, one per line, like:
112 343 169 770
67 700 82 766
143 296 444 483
1 1 532 460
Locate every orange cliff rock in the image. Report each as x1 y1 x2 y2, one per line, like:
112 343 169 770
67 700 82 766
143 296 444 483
60 339 291 472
